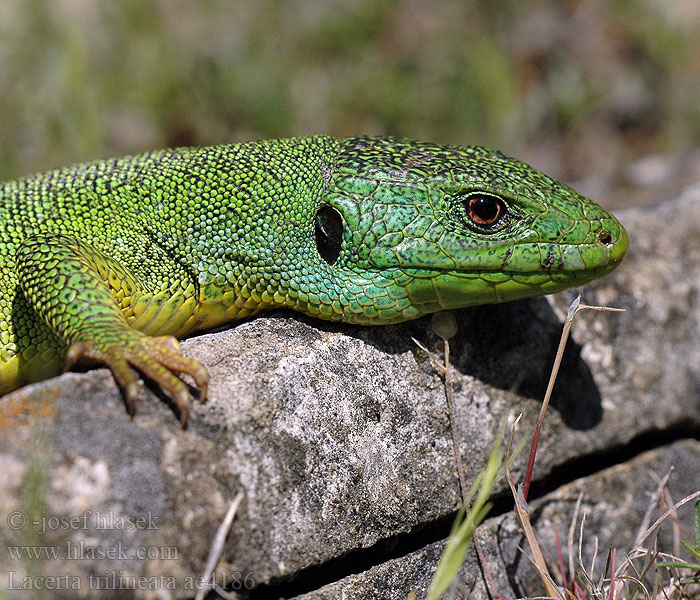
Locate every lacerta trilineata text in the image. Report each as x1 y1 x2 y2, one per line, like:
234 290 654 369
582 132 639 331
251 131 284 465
0 136 628 424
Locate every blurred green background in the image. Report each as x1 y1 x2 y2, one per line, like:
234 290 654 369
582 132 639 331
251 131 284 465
1 0 700 207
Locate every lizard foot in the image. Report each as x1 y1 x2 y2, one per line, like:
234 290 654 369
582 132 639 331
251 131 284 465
64 335 209 428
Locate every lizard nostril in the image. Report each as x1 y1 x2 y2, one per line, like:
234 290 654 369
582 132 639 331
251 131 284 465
597 229 613 245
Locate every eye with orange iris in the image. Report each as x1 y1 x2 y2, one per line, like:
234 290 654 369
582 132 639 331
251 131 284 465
462 194 507 229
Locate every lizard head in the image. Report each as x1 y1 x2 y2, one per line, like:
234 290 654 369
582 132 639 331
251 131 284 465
306 136 628 324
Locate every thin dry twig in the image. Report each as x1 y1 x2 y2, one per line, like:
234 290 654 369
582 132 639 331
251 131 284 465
424 312 504 600
413 333 465 489
439 318 501 599
623 555 652 600
411 337 446 375
442 337 468 501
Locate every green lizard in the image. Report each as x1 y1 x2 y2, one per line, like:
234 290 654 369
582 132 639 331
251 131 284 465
0 136 628 425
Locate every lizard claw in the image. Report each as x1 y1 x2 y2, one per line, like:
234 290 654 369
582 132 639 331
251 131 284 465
63 341 91 373
64 335 209 428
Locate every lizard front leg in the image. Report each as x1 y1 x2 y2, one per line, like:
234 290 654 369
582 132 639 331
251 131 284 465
15 233 208 426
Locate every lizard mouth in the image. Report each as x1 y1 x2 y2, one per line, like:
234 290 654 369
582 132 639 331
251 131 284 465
378 217 629 281
395 230 628 311
397 243 627 284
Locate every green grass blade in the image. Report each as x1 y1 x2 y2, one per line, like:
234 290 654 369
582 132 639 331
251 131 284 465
426 437 503 600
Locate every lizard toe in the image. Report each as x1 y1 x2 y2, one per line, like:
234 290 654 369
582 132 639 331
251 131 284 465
147 336 210 404
63 333 207 426
126 353 193 428
65 340 144 417
63 340 94 373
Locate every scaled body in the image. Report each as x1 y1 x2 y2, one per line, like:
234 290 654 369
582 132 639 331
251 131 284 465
0 136 628 422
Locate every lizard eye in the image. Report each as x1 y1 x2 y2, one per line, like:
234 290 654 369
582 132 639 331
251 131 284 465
462 194 507 229
315 206 344 265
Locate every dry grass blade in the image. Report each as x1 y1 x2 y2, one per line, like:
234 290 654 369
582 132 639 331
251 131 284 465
662 488 683 560
504 295 627 600
567 492 583 582
634 468 674 547
608 548 616 600
576 509 600 596
195 491 245 600
506 454 563 599
518 541 566 598
588 535 599 590
613 574 650 600
568 492 585 587
522 296 624 500
635 491 700 549
625 547 657 600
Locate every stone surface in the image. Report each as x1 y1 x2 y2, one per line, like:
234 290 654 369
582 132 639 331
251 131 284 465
295 439 700 600
0 186 699 599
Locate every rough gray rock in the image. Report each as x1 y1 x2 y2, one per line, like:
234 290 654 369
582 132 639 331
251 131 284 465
0 186 698 599
295 439 700 600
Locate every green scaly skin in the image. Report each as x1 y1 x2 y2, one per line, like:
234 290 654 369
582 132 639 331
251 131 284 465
0 136 628 425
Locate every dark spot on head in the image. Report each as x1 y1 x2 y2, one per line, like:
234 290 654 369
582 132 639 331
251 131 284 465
541 251 555 271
